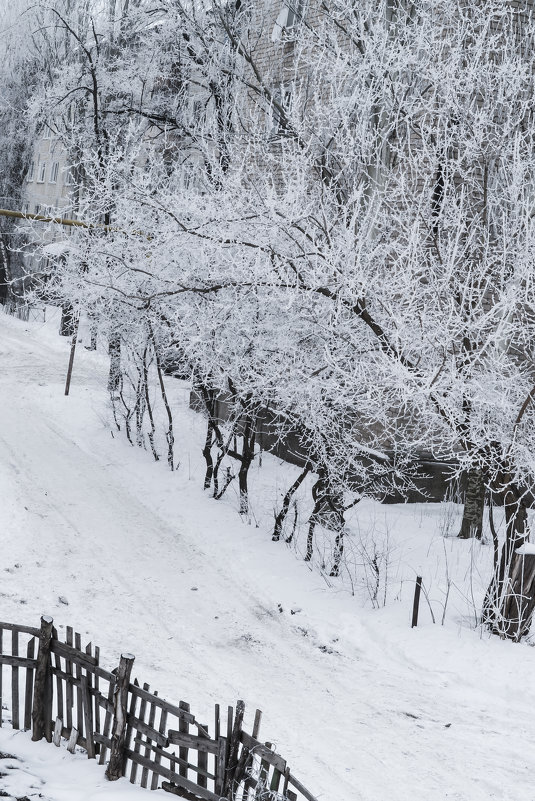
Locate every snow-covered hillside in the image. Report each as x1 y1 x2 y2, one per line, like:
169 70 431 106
1 309 535 801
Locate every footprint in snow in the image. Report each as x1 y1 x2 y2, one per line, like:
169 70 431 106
0 753 47 801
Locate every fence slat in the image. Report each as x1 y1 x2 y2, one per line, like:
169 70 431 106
67 726 79 753
54 651 63 724
51 639 98 668
53 717 63 747
129 713 169 747
240 731 286 773
270 767 282 792
178 700 190 780
243 709 262 796
231 740 250 791
197 724 208 791
151 706 168 790
167 731 219 754
93 646 100 752
225 705 233 787
255 741 272 800
0 622 40 636
124 678 138 768
65 627 74 734
74 633 83 737
224 699 244 796
98 670 116 766
93 731 112 749
214 704 220 741
0 654 36 668
11 629 19 729
131 737 216 781
126 751 219 801
129 684 195 721
130 680 147 783
84 643 95 757
0 628 3 727
283 765 290 794
81 674 95 759
215 736 227 797
24 638 35 730
141 693 158 788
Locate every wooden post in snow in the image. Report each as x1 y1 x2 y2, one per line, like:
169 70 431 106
32 615 54 742
105 653 135 781
412 576 422 628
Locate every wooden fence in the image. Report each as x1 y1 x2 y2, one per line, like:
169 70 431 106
0 297 46 322
0 617 318 801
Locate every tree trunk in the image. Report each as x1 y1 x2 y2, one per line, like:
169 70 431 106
196 383 222 491
237 415 256 516
202 420 214 489
330 528 346 577
273 464 311 541
86 315 97 350
108 332 121 393
458 468 485 539
305 467 345 566
59 304 75 336
483 472 533 639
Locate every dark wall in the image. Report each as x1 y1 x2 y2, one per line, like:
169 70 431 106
189 388 462 503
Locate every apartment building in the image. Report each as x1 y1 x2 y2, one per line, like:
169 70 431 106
23 124 75 220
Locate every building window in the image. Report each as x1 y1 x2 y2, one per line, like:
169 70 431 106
64 167 75 186
27 162 34 181
43 126 52 140
285 0 304 28
34 204 41 216
37 162 46 183
271 88 292 136
50 162 59 183
272 1 304 41
22 203 29 216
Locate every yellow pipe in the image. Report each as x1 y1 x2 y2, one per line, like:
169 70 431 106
0 207 103 229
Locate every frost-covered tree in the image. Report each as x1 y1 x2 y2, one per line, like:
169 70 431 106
210 0 535 636
153 0 535 635
29 0 535 636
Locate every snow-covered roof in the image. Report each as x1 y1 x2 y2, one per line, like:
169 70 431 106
41 241 70 257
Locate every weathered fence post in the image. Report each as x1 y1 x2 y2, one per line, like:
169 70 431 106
32 615 54 742
223 699 245 798
105 653 135 781
411 576 422 628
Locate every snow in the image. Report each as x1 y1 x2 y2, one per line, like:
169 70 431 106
0 732 147 801
41 241 70 256
516 544 535 555
1 307 535 800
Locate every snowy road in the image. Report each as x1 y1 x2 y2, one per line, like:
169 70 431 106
1 310 535 801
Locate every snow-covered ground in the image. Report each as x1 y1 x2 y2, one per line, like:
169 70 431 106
1 307 535 801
